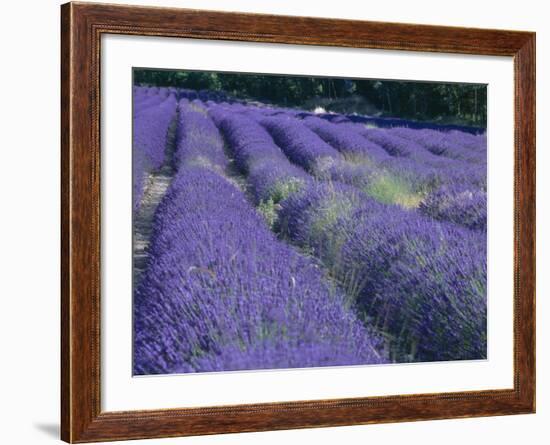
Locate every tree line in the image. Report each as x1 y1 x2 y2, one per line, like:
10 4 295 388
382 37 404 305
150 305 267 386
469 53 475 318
134 69 487 127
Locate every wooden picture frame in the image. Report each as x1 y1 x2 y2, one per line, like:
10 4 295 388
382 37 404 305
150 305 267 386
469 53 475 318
61 2 535 442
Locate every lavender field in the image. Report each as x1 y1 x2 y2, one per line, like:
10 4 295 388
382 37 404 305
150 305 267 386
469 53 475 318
132 85 487 375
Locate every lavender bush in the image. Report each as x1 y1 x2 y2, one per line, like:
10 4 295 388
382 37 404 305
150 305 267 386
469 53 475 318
133 87 488 373
419 184 487 230
209 102 487 361
134 167 387 374
175 100 228 172
278 182 487 361
210 107 310 204
132 93 177 212
261 115 343 174
392 127 487 164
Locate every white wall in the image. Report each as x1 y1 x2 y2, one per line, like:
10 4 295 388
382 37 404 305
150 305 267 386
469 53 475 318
0 1 546 444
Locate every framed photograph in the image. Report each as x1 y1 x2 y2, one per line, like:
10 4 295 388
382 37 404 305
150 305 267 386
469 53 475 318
61 2 535 442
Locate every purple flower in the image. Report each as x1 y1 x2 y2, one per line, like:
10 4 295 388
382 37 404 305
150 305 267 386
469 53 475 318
133 92 177 212
277 182 487 361
419 184 487 230
134 168 387 374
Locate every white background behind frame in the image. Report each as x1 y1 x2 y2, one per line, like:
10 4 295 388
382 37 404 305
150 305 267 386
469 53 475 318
102 34 514 412
4 0 549 444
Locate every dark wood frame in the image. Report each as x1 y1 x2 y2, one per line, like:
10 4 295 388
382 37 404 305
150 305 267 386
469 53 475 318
61 1 536 442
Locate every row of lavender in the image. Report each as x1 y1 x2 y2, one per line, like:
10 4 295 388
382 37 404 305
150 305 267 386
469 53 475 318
133 88 177 212
207 102 487 362
133 99 387 374
212 99 487 231
131 87 249 213
134 85 239 106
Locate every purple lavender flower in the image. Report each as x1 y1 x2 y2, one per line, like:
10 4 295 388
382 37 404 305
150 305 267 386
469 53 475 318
134 167 387 374
277 182 487 361
133 87 487 371
392 127 487 164
210 107 310 203
303 116 391 164
419 184 487 230
260 115 343 174
175 99 228 172
132 92 177 212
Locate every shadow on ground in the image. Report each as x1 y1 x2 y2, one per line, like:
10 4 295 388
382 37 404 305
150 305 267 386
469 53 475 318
33 423 59 439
